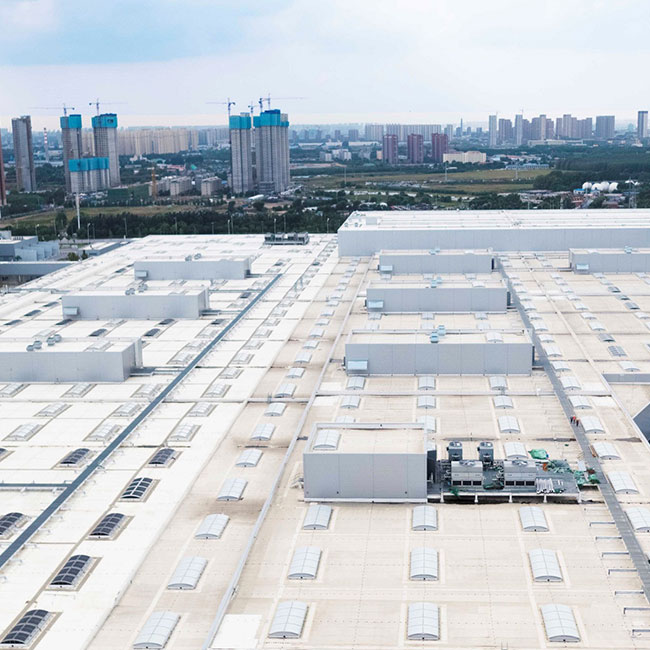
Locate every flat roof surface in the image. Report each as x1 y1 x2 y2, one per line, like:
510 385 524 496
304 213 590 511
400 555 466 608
3 230 650 649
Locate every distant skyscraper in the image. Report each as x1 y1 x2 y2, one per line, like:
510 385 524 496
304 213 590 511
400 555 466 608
254 109 290 193
497 118 513 144
514 114 524 146
364 124 384 141
382 134 398 164
0 130 7 206
594 115 615 140
431 133 448 163
92 113 120 186
60 114 83 193
229 113 253 194
444 124 454 140
406 134 424 164
348 128 359 141
638 111 648 140
11 116 36 192
488 115 497 147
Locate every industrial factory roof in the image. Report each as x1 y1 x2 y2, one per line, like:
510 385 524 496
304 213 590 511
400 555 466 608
1 221 650 649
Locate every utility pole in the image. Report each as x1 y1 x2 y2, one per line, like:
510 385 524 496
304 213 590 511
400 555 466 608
123 216 127 239
75 193 81 231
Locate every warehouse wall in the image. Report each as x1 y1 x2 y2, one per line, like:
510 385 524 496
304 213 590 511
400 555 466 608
345 341 533 375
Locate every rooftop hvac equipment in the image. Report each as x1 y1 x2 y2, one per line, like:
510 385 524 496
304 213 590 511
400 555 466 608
477 441 494 463
447 440 462 461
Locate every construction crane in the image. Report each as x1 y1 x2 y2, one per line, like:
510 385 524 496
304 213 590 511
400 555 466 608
88 99 126 115
248 101 256 117
206 98 236 118
28 103 76 116
258 95 306 111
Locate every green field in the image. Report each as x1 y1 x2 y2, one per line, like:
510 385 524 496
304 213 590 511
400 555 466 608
301 167 548 190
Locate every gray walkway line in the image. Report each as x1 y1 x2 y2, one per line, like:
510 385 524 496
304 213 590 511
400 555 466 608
500 264 650 604
0 273 282 571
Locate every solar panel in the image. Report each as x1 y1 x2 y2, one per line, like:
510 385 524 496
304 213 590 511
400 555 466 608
49 554 92 588
149 448 176 466
89 512 125 538
1 609 50 647
121 477 153 500
0 512 24 537
60 448 90 466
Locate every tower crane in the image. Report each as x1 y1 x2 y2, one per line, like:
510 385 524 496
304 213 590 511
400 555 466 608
206 98 236 118
28 103 76 116
88 99 126 115
258 95 306 111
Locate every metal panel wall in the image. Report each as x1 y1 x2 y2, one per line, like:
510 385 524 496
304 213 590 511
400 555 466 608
345 341 533 375
366 286 507 312
303 452 427 501
339 227 650 256
0 343 141 382
378 252 493 274
134 258 251 280
61 290 208 319
570 251 650 273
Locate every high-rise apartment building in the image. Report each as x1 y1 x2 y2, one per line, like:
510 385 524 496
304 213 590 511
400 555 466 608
406 134 424 164
348 128 359 141
488 115 497 147
12 116 36 193
254 109 290 194
638 111 648 140
229 113 253 195
0 130 7 206
431 133 448 163
364 124 384 141
60 114 83 193
68 157 111 194
595 115 615 140
382 134 398 165
514 114 524 146
92 113 120 186
497 118 513 144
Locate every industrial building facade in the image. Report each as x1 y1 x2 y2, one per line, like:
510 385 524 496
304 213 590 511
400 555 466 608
2 212 650 648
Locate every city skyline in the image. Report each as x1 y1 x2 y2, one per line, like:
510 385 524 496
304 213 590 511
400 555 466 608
3 0 650 129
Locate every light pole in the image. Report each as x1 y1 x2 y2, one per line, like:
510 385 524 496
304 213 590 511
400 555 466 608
283 214 286 233
211 222 214 235
123 216 127 239
273 217 277 234
326 217 330 234
87 222 90 241
35 224 40 239
174 216 178 234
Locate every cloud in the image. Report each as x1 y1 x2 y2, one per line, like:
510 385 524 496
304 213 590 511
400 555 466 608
1 0 649 127
0 0 59 32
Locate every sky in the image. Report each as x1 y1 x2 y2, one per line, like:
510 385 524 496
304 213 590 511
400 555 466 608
1 0 650 130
